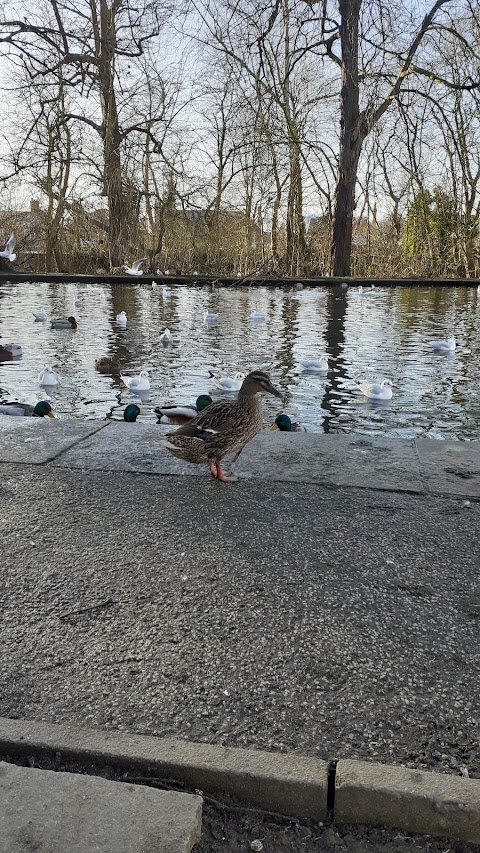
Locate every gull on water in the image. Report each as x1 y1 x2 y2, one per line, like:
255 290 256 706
39 366 60 386
299 356 329 373
116 311 127 326
121 370 150 392
354 379 393 400
430 336 456 352
33 309 48 321
208 370 245 391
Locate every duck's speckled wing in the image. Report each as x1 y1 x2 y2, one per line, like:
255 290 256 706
176 400 237 433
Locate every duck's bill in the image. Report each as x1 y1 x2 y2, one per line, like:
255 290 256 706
47 412 56 418
267 385 283 398
270 423 279 430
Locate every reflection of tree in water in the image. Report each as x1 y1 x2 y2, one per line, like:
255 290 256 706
321 288 348 433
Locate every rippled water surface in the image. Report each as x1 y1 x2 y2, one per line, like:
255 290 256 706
1 280 480 439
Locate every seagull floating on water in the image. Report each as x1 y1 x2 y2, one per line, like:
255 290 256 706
299 356 329 373
39 366 61 386
33 308 48 321
208 370 245 391
204 309 219 323
250 310 266 321
124 258 147 276
354 379 393 400
116 311 127 326
162 286 171 297
0 232 16 262
121 370 150 392
430 336 456 352
160 328 173 345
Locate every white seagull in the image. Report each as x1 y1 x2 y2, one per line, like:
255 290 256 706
39 366 60 386
204 309 219 323
300 356 329 373
354 379 393 400
33 309 48 322
250 310 266 321
208 370 245 391
430 336 456 352
121 370 150 392
0 232 16 262
160 328 173 345
116 311 127 326
124 258 147 276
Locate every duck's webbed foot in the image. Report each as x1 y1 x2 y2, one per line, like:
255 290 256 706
215 459 238 483
208 461 218 478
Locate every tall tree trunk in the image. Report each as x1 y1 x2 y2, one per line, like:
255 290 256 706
330 0 365 277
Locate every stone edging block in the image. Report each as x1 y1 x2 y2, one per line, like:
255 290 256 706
0 717 328 820
335 759 480 843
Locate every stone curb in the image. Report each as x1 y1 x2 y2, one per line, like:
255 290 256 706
1 718 480 841
335 759 480 843
0 718 328 820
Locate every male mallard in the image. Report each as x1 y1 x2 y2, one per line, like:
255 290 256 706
161 370 282 482
154 394 213 425
0 342 22 360
0 401 55 417
271 414 306 432
123 404 141 422
51 316 77 329
94 356 122 373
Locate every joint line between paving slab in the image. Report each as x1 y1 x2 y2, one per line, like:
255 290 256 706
36 421 111 464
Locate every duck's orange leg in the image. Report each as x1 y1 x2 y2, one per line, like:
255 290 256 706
208 460 218 478
215 459 238 483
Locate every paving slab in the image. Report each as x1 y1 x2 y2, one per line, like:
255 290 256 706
51 421 207 475
0 419 108 464
233 432 423 492
0 760 202 853
415 438 480 498
0 718 328 819
335 759 480 842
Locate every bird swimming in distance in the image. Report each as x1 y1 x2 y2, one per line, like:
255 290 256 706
116 311 127 326
208 370 245 391
0 231 16 262
250 310 266 321
124 258 147 276
33 308 48 321
354 378 393 400
204 309 219 323
161 370 282 483
39 366 61 386
0 400 55 417
154 394 213 425
0 342 22 359
430 336 456 352
121 370 150 392
271 414 306 432
123 404 141 422
299 356 329 373
160 328 173 345
51 316 77 329
94 356 122 373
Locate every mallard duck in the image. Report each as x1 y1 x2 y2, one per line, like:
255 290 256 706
208 370 245 391
0 400 55 417
116 311 127 326
300 356 328 373
94 356 122 373
354 379 393 400
124 258 147 276
0 231 16 262
33 308 48 321
161 370 282 482
121 370 150 392
0 342 22 359
51 316 77 329
271 414 306 432
431 336 456 351
123 404 141 422
154 394 213 425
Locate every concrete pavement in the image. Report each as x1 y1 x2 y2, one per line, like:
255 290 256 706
1 422 480 846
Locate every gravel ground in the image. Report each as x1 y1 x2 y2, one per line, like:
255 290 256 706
3 753 478 853
0 464 479 779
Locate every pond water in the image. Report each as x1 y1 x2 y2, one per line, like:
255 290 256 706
1 280 479 440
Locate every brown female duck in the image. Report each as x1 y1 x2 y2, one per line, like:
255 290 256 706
161 370 282 482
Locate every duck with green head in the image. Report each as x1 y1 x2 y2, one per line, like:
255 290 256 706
154 394 213 425
51 316 77 330
123 404 141 422
271 414 306 432
0 401 55 417
161 370 282 482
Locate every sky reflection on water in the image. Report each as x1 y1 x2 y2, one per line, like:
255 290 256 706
1 281 479 439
